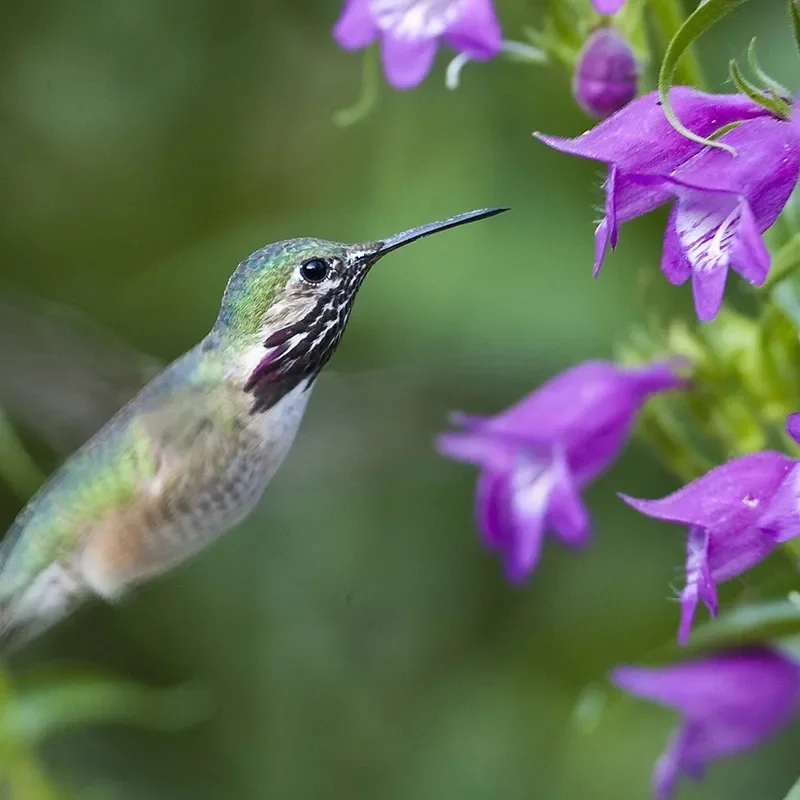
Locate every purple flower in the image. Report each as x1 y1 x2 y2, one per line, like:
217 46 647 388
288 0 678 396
333 0 502 90
612 648 800 800
535 89 800 320
573 27 638 119
436 360 683 581
621 415 800 643
593 0 626 14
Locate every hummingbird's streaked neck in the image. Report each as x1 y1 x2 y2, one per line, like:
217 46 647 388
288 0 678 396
211 208 508 414
241 277 364 413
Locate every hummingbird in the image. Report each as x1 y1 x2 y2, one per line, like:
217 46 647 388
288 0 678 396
0 207 506 646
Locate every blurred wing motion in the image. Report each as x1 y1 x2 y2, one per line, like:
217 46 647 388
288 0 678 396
0 289 161 454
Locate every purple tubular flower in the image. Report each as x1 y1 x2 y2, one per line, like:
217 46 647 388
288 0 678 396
593 0 626 12
573 27 638 119
612 648 800 800
535 89 800 320
436 360 683 581
621 414 800 643
333 0 502 89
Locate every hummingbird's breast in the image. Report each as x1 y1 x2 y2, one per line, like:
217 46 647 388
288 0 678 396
79 377 316 597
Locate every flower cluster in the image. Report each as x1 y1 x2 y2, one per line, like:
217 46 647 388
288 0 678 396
436 360 684 581
332 0 800 797
333 0 636 109
334 0 502 89
537 89 800 320
622 416 800 644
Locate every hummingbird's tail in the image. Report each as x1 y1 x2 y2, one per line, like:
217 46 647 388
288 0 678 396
0 564 88 652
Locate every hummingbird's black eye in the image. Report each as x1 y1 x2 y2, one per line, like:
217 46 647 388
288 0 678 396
300 258 330 284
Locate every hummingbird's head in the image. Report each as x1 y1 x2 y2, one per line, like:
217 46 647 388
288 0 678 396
217 208 507 413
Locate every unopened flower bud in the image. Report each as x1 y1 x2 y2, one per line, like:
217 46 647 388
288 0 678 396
572 27 637 119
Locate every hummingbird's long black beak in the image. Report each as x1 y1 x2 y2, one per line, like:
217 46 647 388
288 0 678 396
366 207 508 261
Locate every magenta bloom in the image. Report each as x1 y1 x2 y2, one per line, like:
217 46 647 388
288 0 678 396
333 0 502 89
436 361 683 581
535 89 800 320
621 415 800 643
573 27 638 119
613 648 800 800
593 0 626 12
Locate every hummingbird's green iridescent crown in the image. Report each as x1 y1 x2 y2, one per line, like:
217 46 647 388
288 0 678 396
216 208 508 413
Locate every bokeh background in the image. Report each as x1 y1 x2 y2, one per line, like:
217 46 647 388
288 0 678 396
0 1 797 798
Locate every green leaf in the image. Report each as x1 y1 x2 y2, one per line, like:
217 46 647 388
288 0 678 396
680 599 800 655
636 599 800 667
746 38 791 99
0 668 211 745
729 59 791 119
759 233 800 294
782 772 800 800
334 45 379 128
658 0 751 154
791 0 800 55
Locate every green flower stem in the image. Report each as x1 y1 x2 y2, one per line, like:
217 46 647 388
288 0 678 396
783 537 800 561
0 409 44 501
759 233 800 294
334 46 379 128
649 0 708 89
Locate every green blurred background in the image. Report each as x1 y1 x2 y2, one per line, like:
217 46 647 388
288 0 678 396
0 1 797 797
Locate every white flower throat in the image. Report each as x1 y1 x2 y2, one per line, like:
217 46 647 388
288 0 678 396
369 0 462 39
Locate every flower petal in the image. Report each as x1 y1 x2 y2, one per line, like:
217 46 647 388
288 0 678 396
646 117 800 292
546 453 591 546
660 208 692 285
691 263 728 322
730 200 770 285
489 361 681 446
679 527 716 644
333 0 378 49
435 427 520 472
670 116 800 208
788 412 800 446
476 360 683 482
620 452 795 530
475 469 513 551
605 166 619 247
505 459 556 580
381 33 438 89
593 0 626 11
442 0 502 59
755 463 800 544
594 217 611 276
652 728 688 800
534 90 765 173
611 649 800 764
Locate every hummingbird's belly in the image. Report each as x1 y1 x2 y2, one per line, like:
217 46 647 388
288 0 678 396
79 382 314 596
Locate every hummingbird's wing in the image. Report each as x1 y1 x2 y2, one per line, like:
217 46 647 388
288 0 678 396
0 290 160 455
0 366 251 641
